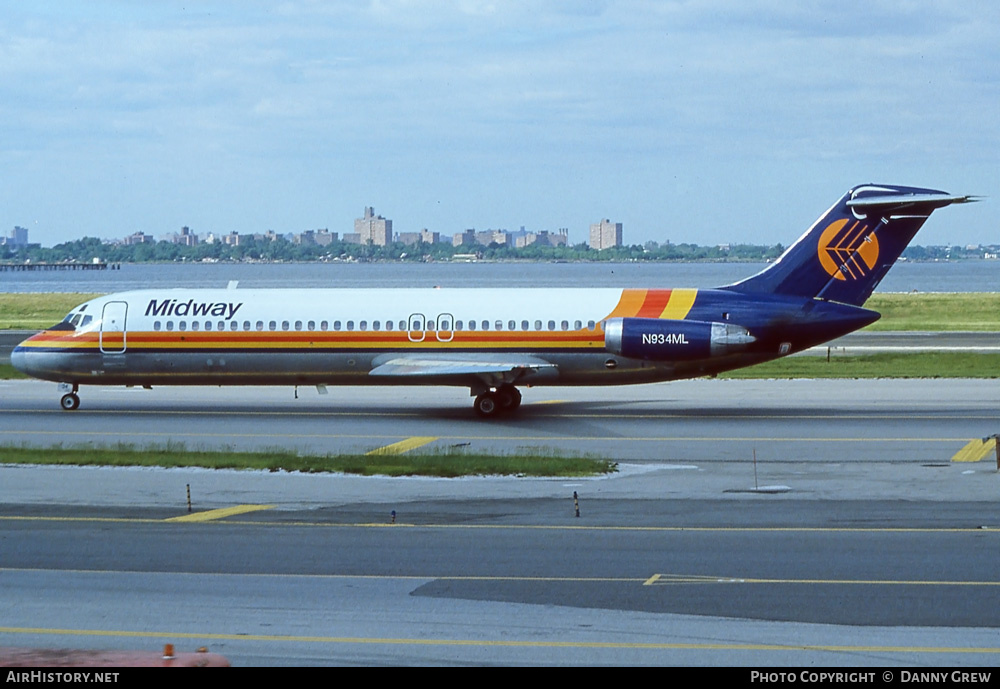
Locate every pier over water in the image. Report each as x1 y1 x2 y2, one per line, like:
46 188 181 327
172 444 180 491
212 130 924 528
0 263 119 272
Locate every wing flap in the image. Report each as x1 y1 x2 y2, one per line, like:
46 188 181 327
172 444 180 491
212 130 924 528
369 353 557 381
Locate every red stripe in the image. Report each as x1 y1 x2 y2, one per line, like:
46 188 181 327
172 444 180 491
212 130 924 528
636 289 672 318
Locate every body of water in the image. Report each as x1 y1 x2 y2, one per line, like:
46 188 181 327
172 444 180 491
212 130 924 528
0 260 995 293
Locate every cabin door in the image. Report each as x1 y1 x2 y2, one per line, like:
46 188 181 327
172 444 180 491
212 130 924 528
100 301 128 354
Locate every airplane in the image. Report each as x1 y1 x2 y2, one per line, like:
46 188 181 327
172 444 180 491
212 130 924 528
12 183 976 417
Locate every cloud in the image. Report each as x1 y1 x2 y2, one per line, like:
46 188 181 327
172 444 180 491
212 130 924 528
0 1 996 245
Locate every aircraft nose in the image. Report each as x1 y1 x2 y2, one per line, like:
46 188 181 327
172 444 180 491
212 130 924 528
11 333 42 376
11 344 28 374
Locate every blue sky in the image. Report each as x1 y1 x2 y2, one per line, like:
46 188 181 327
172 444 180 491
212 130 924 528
2 1 997 247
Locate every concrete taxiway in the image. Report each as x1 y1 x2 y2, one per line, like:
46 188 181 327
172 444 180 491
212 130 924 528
1 378 999 666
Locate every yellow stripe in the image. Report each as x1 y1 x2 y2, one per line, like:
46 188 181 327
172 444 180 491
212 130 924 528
659 288 697 320
166 504 274 522
952 438 997 463
367 436 438 456
0 625 997 654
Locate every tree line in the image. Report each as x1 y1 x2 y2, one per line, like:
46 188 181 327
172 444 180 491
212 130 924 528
5 235 991 264
2 236 789 264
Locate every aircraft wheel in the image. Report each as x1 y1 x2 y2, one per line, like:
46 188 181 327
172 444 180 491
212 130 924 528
473 391 499 417
60 393 81 411
496 384 522 412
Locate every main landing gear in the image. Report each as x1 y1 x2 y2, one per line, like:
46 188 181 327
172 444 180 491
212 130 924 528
473 384 522 418
59 383 80 411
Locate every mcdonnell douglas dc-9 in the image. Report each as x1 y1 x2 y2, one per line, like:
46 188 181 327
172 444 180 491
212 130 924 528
13 184 974 417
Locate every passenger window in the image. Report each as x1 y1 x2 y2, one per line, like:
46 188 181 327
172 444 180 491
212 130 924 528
385 320 393 331
204 321 212 331
243 321 251 331
359 321 367 331
179 321 187 331
495 320 503 330
455 320 463 330
521 320 529 331
229 321 237 331
320 321 328 331
191 321 199 331
281 321 289 331
398 320 406 330
561 320 569 330
294 321 301 331
166 321 174 331
534 320 542 330
468 320 476 331
548 320 555 330
333 320 341 330
347 321 354 331
219 321 226 331
508 320 516 331
268 321 276 331
307 320 315 330
481 320 489 331
588 320 596 330
154 321 161 331
426 320 434 330
439 317 452 331
574 320 582 330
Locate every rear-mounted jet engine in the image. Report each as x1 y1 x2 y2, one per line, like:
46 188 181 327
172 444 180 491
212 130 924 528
604 317 755 361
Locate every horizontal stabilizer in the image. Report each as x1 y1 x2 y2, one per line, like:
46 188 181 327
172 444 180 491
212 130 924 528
846 193 980 214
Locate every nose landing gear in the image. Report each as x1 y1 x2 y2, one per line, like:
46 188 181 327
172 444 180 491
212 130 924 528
59 383 81 411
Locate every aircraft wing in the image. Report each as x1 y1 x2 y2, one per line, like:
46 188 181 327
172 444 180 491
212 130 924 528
369 353 558 385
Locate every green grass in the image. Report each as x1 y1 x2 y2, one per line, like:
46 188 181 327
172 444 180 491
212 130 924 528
864 293 1000 331
0 364 28 379
720 352 1000 379
0 293 102 330
0 443 617 477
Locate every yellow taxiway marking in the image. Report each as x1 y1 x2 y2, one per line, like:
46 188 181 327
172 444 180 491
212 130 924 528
3 408 998 422
3 515 999 533
952 437 998 462
5 566 1000 588
0 429 977 444
165 504 274 522
0 625 997 654
643 573 1000 586
366 436 438 456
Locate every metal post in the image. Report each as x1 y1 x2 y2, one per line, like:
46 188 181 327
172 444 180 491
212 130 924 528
573 491 580 518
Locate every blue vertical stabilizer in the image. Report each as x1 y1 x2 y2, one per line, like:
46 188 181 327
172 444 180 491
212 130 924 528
722 184 976 306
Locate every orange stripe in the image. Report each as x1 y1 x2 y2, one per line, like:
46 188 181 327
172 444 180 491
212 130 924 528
602 289 647 319
22 332 604 351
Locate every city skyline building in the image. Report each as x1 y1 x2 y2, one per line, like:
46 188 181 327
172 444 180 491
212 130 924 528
355 207 392 246
589 219 623 250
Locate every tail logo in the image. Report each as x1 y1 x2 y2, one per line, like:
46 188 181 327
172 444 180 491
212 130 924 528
816 218 880 281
